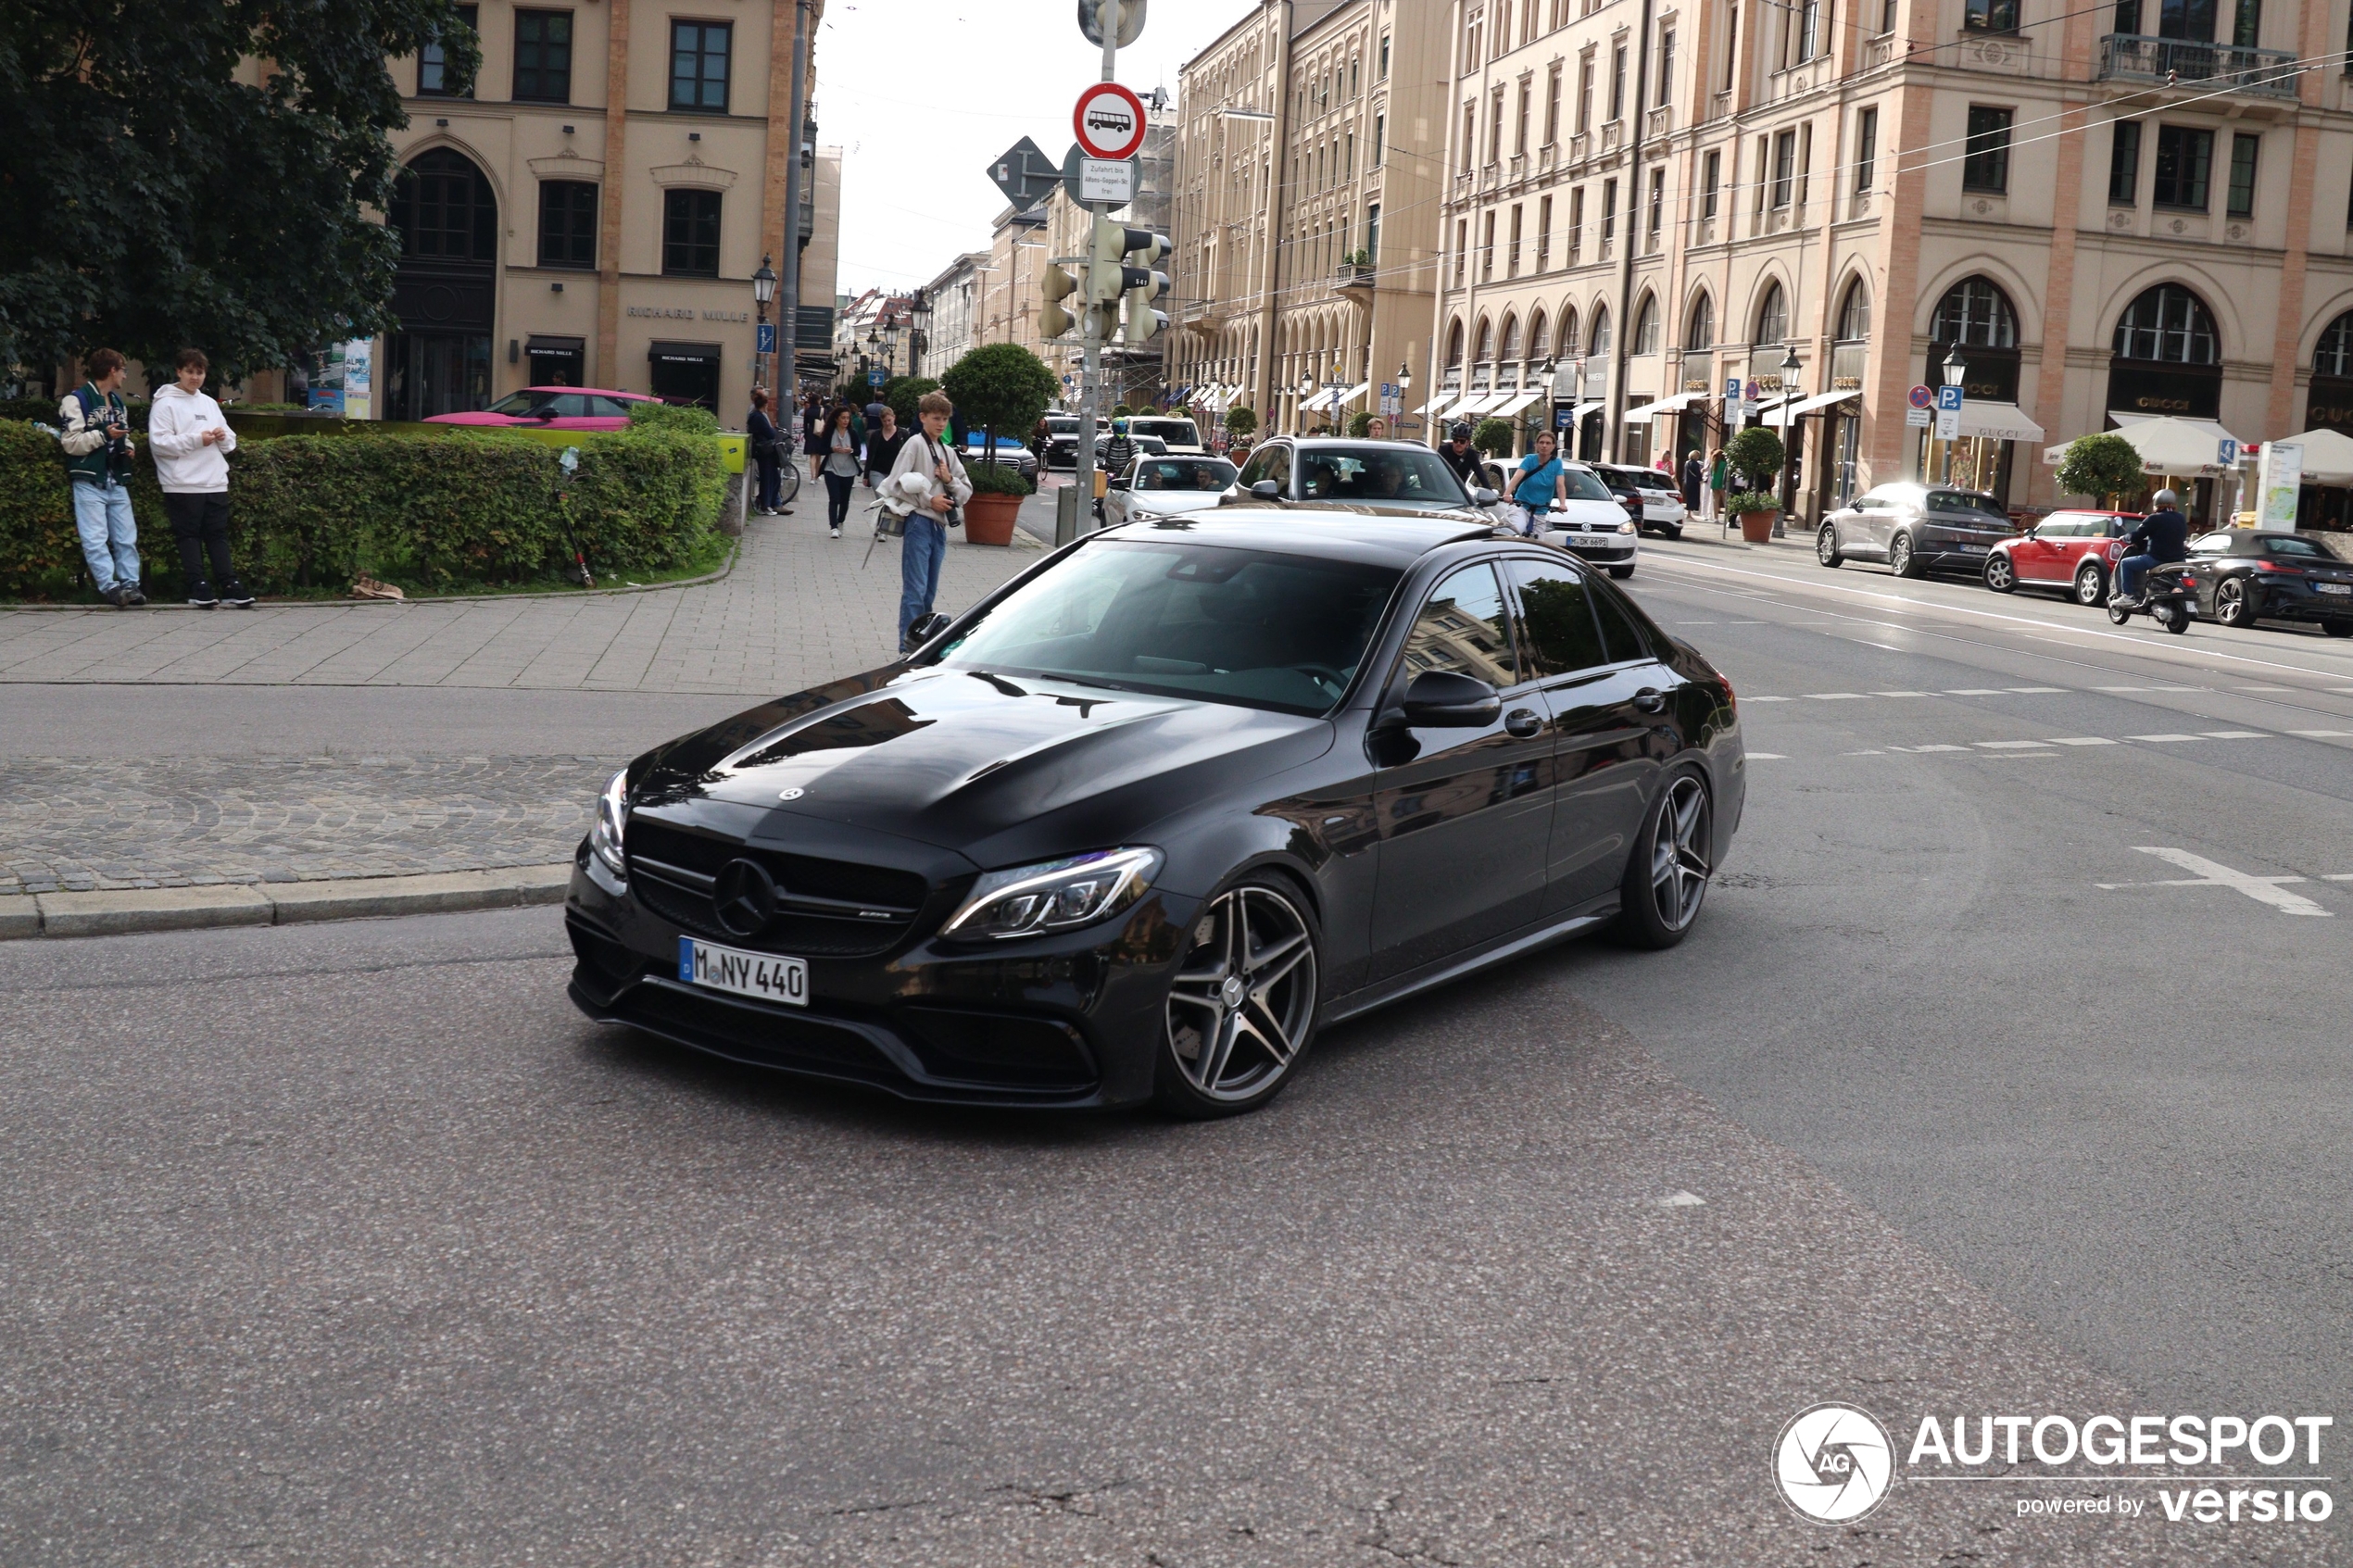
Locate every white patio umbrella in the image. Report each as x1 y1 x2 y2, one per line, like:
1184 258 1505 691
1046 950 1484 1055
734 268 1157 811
2261 428 2353 485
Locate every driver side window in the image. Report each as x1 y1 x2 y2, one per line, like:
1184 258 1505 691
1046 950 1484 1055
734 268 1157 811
1399 563 1518 688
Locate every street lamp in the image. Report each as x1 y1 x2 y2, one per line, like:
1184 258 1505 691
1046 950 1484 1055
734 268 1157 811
1778 345 1803 532
752 254 776 391
1942 344 1967 483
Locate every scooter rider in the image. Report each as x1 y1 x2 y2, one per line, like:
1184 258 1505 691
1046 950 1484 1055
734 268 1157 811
2115 488 2190 607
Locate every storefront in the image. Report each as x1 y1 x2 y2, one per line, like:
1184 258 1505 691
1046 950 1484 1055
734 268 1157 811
648 341 723 410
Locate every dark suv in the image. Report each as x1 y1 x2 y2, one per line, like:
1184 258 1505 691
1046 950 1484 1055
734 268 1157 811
1230 437 1496 518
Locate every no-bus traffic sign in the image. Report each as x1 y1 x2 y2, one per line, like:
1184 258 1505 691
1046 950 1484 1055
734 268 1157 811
1074 82 1148 161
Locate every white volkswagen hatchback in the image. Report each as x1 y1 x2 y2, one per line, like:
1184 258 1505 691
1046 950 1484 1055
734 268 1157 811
1529 462 1642 578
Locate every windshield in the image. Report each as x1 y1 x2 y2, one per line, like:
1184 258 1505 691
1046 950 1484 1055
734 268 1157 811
1133 458 1238 492
1295 446 1474 508
1558 467 1617 501
485 391 552 416
1130 419 1201 445
933 539 1403 714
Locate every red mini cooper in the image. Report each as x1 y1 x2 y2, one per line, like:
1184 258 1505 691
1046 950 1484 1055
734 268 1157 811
1982 508 2142 606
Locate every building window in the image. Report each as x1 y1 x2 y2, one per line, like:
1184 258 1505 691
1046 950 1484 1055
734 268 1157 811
1545 65 1562 143
662 187 722 276
1568 186 1584 261
392 149 497 260
2152 124 2213 208
1962 107 2012 192
1488 87 1506 161
1454 218 1468 283
1657 27 1676 103
1366 202 1380 263
1646 169 1663 245
1934 277 2020 347
1516 80 1532 155
2108 119 2141 202
1380 32 1390 77
2233 0 2260 44
670 20 732 113
2227 131 2259 217
1508 203 1524 274
1687 294 1715 351
537 180 598 268
1966 0 2020 30
513 9 573 103
1462 103 1476 172
418 4 477 97
1794 0 1822 61
1577 56 1595 132
1480 210 1496 279
2113 283 2219 363
1754 282 1788 347
1632 295 1659 354
1837 280 1871 341
1373 111 1386 166
1770 131 1796 207
1703 149 1720 216
1601 179 1617 245
1537 194 1553 268
1855 107 1878 194
1609 44 1627 120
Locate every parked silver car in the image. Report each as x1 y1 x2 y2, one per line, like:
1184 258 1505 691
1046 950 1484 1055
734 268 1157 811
1101 455 1239 528
1816 483 2015 578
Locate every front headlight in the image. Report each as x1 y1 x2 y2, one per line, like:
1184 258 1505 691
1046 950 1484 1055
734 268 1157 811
590 767 629 876
1619 519 1638 533
941 847 1163 940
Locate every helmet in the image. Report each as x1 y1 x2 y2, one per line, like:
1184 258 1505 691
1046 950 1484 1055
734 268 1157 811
1451 422 1473 443
2153 487 2179 508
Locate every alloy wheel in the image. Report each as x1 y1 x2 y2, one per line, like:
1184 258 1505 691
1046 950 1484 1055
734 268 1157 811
2218 580 2256 628
1816 525 1842 567
1165 884 1317 1103
1984 554 2015 592
1648 776 1713 934
1890 533 1917 577
2074 563 2106 606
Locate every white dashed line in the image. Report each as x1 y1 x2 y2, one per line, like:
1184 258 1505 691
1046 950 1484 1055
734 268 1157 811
1842 749 1885 756
2098 847 2333 917
2006 686 2068 693
2290 729 2353 737
2128 734 2202 743
2199 731 2271 740
1745 696 1792 703
1747 752 1788 759
1872 690 1935 696
1976 740 2056 749
1888 744 1971 753
1945 688 2008 696
2045 736 2119 746
1805 692 1872 700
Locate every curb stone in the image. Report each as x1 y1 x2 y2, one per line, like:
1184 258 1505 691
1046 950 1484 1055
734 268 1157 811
6 864 574 940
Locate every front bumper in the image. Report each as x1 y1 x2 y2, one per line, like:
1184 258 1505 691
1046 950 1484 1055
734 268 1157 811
564 852 1194 1109
1548 532 1640 563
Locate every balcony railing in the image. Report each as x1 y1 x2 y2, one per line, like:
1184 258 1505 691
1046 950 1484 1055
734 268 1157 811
2096 34 2298 97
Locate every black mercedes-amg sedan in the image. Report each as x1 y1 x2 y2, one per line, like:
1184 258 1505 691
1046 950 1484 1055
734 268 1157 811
565 514 1746 1116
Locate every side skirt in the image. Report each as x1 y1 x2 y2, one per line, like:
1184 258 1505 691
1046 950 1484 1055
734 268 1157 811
1320 902 1618 1027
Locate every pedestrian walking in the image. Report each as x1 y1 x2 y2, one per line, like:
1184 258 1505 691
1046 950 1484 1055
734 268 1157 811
1680 450 1704 513
747 388 788 515
882 391 971 651
820 405 862 538
863 405 907 494
863 392 888 441
1707 447 1729 523
57 348 145 607
148 348 251 608
802 390 827 482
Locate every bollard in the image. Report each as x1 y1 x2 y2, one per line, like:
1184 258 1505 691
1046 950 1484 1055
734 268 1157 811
1056 483 1080 546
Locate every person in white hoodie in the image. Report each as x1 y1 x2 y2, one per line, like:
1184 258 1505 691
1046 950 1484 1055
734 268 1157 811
148 347 251 608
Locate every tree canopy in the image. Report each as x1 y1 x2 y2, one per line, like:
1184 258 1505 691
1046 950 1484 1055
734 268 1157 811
940 344 1056 461
2055 433 2144 505
0 0 480 383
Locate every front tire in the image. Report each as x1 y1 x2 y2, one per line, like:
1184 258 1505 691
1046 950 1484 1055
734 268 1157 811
2074 560 2108 607
2215 578 2259 629
1983 553 2017 593
1816 524 1844 568
1614 770 1713 950
1890 532 1925 578
1154 876 1320 1118
2107 598 2134 626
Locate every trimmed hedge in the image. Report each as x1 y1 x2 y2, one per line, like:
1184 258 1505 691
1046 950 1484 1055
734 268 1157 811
0 419 725 599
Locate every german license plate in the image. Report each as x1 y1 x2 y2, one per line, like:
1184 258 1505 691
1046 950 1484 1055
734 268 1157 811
2320 583 2351 596
678 937 807 1006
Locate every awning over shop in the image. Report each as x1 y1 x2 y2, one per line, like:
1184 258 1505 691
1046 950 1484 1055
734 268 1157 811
2043 413 2244 475
1569 399 1604 420
1443 392 1504 420
1489 388 1546 418
1749 393 1796 419
1951 398 2041 441
1784 389 1862 420
1622 390 1704 424
2265 428 2353 485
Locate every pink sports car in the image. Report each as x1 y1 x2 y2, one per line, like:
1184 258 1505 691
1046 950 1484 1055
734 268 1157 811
425 386 660 432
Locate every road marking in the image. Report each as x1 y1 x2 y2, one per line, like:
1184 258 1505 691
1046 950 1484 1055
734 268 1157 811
2094 685 2151 691
1842 749 1884 755
2045 736 2118 746
1945 687 2008 696
1659 1190 1707 1208
2199 730 2271 739
1745 695 1792 703
1805 692 1872 700
2127 734 2201 742
1747 752 1788 759
2236 685 2294 692
2097 847 2333 917
1889 744 1972 752
2328 873 2353 882
2290 729 2353 737
1872 689 1935 696
1976 739 2055 749
2006 685 2068 693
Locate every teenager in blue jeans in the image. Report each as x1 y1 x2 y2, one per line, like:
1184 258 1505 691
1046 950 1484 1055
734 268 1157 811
882 392 972 650
57 349 145 607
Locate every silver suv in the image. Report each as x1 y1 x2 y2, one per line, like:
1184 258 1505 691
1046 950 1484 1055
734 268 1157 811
1817 483 2014 578
1229 437 1496 519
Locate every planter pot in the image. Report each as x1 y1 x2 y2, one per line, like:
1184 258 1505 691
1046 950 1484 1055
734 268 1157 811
963 492 1023 546
1738 509 1779 544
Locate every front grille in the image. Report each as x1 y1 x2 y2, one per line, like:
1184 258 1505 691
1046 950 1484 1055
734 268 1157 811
625 818 932 958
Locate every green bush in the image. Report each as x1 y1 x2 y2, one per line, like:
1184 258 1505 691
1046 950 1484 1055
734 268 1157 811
942 343 1057 476
563 426 727 571
2055 432 2144 505
1726 426 1785 490
966 462 1033 497
627 400 722 436
1346 411 1376 437
882 376 938 427
1727 490 1780 515
1472 417 1516 458
0 421 82 596
1224 406 1257 437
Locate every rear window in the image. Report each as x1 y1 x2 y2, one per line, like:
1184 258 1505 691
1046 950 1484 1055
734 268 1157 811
1927 490 2005 518
2249 533 2326 558
1047 419 1081 435
1129 418 1201 445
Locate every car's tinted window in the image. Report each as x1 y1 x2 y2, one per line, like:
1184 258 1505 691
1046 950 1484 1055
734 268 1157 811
1240 445 1290 489
1296 446 1473 508
589 396 637 417
2038 515 2082 537
935 540 1399 714
1504 558 1606 677
544 393 593 417
485 390 548 416
1927 490 2004 518
1557 467 1617 502
1589 581 1652 664
1129 418 1201 446
1399 564 1517 687
2191 533 2233 555
1134 458 1237 492
2251 533 2326 557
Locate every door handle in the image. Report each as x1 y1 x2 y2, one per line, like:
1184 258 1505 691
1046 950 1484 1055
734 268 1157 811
1504 708 1543 738
1632 687 1667 714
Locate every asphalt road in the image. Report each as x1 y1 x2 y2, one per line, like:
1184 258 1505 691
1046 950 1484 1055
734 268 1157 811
5 534 2350 1566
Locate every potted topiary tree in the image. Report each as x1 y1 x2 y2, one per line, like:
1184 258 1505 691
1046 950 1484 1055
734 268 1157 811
2055 432 2145 509
1725 426 1786 543
940 343 1057 546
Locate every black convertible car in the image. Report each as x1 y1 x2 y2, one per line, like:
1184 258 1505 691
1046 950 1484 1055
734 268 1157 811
566 514 1745 1115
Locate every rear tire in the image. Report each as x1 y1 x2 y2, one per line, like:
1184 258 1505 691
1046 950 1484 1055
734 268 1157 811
1890 531 1925 578
2215 578 2259 629
2324 619 2353 638
2156 601 2190 633
1816 524 1844 568
1615 769 1713 950
1983 553 2017 593
1608 564 1635 580
2073 560 2108 607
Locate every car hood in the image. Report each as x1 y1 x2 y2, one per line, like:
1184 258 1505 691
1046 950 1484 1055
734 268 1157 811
628 666 1334 861
1123 491 1228 517
1549 499 1635 527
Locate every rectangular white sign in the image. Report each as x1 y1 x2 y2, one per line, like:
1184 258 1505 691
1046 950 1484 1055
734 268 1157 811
2258 440 2302 528
1906 406 1933 428
1079 157 1135 205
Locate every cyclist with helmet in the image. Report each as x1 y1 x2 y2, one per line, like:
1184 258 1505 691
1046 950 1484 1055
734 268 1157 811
1439 422 1485 492
2114 487 2190 607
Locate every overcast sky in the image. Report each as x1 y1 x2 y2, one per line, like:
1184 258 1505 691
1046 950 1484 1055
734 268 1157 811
815 0 1252 298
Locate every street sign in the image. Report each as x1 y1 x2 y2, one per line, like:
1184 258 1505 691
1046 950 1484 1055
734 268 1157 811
1074 82 1149 161
986 135 1061 209
1907 383 1934 411
1062 144 1138 209
2218 437 2239 467
869 368 886 387
1076 0 1146 46
1906 405 1932 428
1079 157 1135 205
755 321 776 355
1933 383 1965 442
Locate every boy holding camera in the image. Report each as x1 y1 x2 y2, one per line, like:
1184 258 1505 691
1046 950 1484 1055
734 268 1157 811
58 349 145 607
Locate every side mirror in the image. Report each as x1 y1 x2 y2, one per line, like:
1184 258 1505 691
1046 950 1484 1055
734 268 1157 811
1395 670 1501 728
1109 474 1128 489
1251 480 1282 499
531 407 560 420
904 612 953 649
1471 487 1500 506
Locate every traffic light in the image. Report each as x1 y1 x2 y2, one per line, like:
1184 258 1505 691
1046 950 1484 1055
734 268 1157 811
1088 215 1131 304
1119 230 1169 344
1039 263 1078 338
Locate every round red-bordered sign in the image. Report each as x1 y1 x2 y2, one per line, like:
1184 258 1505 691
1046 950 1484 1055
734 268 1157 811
1074 82 1148 161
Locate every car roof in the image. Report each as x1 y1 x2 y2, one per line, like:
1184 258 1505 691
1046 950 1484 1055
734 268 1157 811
520 386 648 398
1097 509 1493 567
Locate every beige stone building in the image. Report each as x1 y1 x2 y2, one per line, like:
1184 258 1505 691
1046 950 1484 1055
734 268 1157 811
1433 0 2353 526
339 0 834 420
1169 0 1453 435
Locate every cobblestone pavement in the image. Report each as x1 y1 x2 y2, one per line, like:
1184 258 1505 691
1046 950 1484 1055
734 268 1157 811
0 492 1049 696
0 755 619 894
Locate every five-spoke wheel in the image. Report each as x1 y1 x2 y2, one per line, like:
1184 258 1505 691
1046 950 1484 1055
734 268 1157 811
1159 879 1319 1115
2073 560 2108 607
1983 552 2016 593
1617 771 1712 949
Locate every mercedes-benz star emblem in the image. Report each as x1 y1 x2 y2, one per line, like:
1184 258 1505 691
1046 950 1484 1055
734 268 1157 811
1220 975 1246 1007
711 859 780 938
778 787 806 801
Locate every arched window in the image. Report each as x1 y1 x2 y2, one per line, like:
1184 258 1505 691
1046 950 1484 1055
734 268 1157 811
2315 311 2353 378
1529 309 1550 361
1475 317 1494 363
1444 319 1465 370
1685 294 1715 352
1931 276 2019 348
1632 294 1660 355
1836 279 1871 342
391 149 498 262
1589 307 1612 357
1753 281 1788 345
1559 307 1580 357
1500 313 1522 364
2112 283 2219 364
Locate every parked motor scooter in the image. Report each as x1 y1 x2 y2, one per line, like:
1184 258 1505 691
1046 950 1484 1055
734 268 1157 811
2105 558 2196 634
